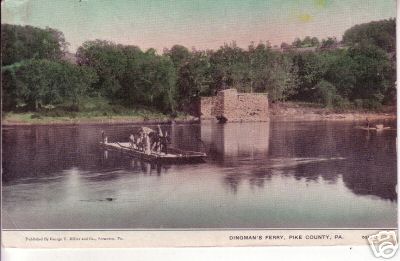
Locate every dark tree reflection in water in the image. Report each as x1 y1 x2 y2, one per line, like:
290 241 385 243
2 121 397 228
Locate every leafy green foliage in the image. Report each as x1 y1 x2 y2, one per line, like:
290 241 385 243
313 80 340 107
164 45 190 68
208 42 249 92
291 51 329 100
292 41 394 109
292 36 320 48
2 19 396 115
76 40 128 98
343 19 395 52
320 37 339 49
2 59 97 110
248 43 298 101
173 50 212 108
1 24 68 66
78 40 177 113
347 44 392 103
324 51 357 98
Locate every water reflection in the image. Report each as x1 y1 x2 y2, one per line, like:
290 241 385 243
2 121 397 228
201 122 270 161
3 122 397 200
200 121 397 201
2 124 180 183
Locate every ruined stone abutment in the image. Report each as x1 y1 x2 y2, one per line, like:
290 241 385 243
200 89 268 122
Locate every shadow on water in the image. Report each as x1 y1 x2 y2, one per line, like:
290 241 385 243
1 121 397 229
200 121 397 201
2 121 397 201
2 124 180 184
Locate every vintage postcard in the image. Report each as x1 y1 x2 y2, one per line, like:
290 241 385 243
1 0 398 255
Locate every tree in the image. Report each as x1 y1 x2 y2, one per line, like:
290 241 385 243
311 37 320 47
302 36 313 47
164 45 190 68
324 51 357 99
264 55 298 101
2 59 97 111
62 64 98 106
248 43 298 101
209 42 249 93
175 50 211 108
118 48 177 112
2 63 21 110
343 19 396 52
313 80 338 107
291 37 320 48
2 19 396 114
321 37 338 49
136 54 177 112
280 42 291 50
291 51 329 101
1 24 68 66
76 40 128 98
347 43 392 105
292 38 302 48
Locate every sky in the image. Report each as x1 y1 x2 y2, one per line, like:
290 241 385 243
1 0 396 53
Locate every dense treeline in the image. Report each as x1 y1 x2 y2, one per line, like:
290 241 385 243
343 19 396 52
1 18 396 115
1 24 68 65
2 59 97 110
1 24 98 111
76 40 177 112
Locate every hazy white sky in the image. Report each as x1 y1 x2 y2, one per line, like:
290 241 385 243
1 0 396 52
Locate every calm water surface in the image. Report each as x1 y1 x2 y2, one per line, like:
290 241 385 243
2 121 397 229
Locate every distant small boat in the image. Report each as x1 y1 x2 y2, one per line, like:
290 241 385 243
355 125 393 131
100 141 207 163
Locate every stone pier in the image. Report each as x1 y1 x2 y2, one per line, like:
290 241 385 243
200 89 269 122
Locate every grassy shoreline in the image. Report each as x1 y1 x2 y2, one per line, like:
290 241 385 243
2 112 200 126
3 112 396 126
2 102 396 126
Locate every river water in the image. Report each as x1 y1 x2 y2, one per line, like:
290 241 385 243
2 121 397 229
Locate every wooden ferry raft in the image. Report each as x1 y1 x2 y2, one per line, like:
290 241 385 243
100 141 207 163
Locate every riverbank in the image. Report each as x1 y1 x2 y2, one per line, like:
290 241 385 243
269 102 396 121
2 102 396 126
2 112 200 126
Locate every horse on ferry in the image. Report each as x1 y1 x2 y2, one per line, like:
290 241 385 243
131 126 171 154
